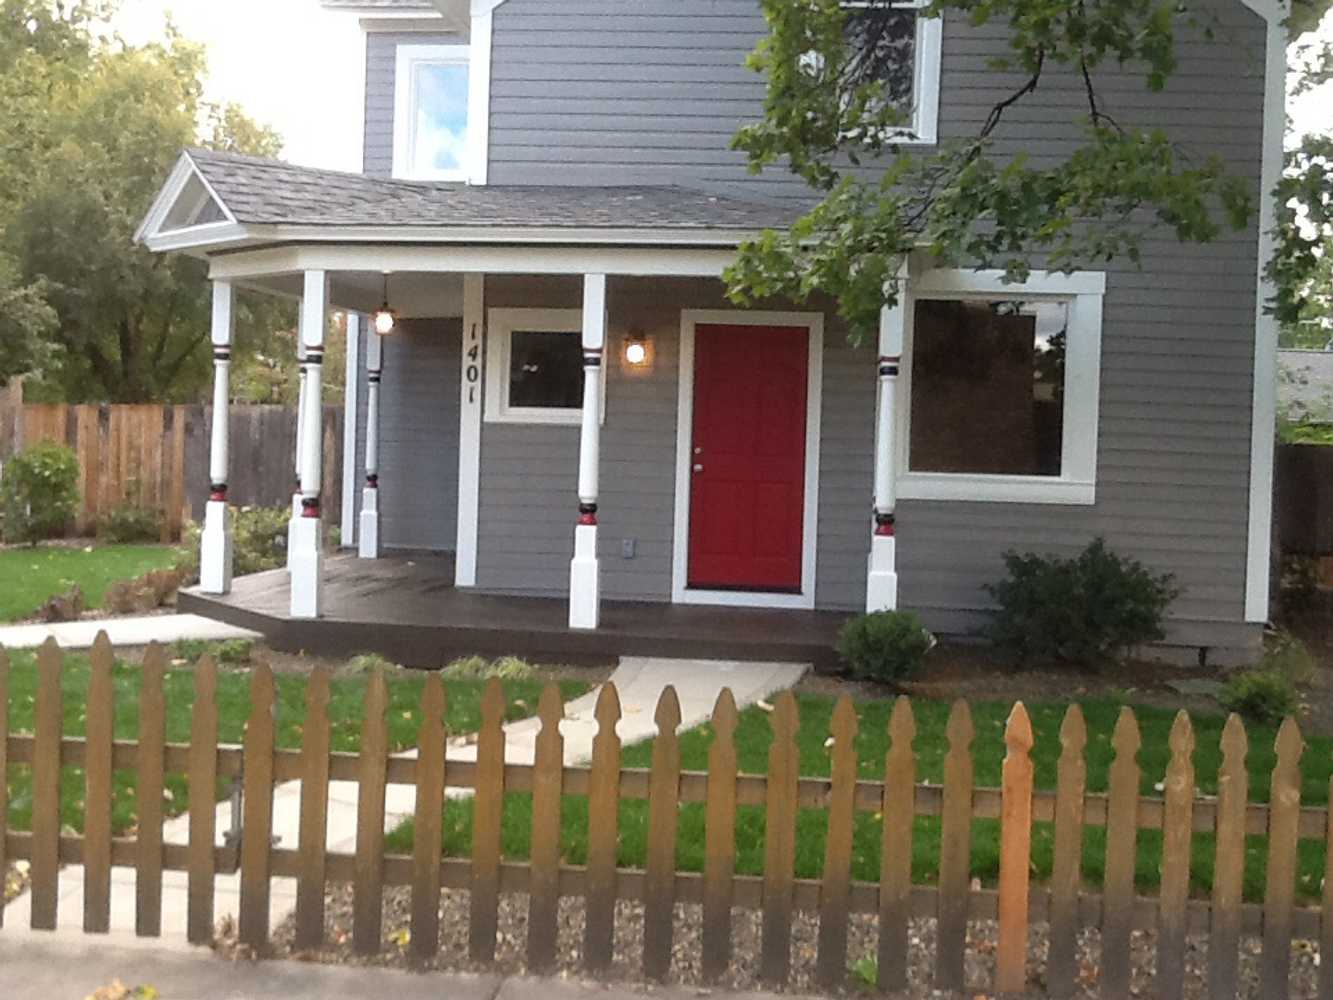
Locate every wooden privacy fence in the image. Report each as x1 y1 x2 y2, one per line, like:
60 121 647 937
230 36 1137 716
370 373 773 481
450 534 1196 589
1 639 1330 999
1 403 345 539
1278 443 1333 557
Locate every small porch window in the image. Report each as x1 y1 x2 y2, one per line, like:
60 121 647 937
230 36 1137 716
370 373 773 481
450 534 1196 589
897 270 1105 505
393 44 471 181
486 308 602 425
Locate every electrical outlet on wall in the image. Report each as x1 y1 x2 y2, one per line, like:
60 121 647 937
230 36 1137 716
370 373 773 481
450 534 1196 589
621 538 636 559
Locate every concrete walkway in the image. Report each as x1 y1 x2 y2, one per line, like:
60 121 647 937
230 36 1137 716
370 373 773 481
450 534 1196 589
0 938 816 1000
1 656 806 946
0 613 260 651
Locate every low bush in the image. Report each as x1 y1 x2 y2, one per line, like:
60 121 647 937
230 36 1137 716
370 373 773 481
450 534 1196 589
172 638 255 666
97 503 163 544
176 504 290 584
1262 628 1318 686
0 441 80 543
1220 669 1300 727
836 610 934 684
103 568 184 614
984 538 1179 666
442 655 536 682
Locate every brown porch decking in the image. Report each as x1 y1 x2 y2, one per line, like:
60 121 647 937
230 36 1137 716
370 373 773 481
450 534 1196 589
177 554 848 670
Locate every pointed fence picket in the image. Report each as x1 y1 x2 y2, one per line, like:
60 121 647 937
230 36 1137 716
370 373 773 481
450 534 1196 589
8 635 1333 998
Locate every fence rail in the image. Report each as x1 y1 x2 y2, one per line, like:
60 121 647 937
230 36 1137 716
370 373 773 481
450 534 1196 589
0 637 1328 998
0 403 345 539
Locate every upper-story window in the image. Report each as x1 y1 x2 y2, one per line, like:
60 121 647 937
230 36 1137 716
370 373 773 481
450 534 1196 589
394 44 471 181
839 1 942 144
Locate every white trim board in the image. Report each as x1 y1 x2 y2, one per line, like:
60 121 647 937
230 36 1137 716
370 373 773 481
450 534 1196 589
1244 6 1285 623
671 310 823 611
455 274 484 587
207 245 742 281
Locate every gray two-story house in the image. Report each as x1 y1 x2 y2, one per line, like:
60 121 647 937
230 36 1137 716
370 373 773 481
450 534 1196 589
140 0 1285 666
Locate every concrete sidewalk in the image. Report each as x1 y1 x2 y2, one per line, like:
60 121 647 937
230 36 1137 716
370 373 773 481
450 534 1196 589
0 614 260 651
0 937 814 1000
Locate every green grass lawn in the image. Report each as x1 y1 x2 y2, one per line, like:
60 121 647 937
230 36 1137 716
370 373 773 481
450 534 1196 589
2 649 589 836
0 544 181 621
385 692 1333 905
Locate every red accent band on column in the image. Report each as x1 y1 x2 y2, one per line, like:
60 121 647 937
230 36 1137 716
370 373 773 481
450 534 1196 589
578 502 598 526
301 497 321 519
875 511 896 537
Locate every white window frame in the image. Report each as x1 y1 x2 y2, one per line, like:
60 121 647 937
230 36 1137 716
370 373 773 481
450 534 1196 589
896 269 1106 505
840 0 942 145
484 308 604 426
393 43 472 182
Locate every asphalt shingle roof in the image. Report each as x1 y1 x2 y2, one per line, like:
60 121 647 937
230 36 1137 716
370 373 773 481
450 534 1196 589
186 149 796 234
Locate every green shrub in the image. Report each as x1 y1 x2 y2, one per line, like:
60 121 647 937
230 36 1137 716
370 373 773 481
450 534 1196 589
1220 669 1299 727
97 503 163 544
346 652 399 674
172 638 254 666
0 441 80 543
442 655 536 682
176 505 290 584
836 610 934 684
984 538 1179 666
1262 629 1318 685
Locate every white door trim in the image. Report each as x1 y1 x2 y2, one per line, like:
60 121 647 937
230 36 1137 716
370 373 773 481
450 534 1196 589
671 309 823 610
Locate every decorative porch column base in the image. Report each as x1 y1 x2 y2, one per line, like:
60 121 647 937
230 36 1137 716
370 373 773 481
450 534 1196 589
286 491 302 572
865 534 898 612
568 523 601 630
290 515 324 619
359 485 380 559
199 499 233 595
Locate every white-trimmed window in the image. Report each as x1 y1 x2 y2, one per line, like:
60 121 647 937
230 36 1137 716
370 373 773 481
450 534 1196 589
896 270 1105 505
393 43 472 181
485 309 604 426
840 0 942 144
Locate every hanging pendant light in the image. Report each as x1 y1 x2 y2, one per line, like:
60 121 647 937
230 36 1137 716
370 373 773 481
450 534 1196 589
373 272 397 335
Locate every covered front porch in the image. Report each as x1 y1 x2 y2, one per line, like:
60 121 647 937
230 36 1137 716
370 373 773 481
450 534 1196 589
178 553 849 670
137 148 905 650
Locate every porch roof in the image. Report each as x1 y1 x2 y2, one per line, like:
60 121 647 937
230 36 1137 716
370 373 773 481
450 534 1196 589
136 148 799 256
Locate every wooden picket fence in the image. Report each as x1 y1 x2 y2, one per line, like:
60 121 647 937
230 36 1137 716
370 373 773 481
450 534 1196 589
1 637 1330 998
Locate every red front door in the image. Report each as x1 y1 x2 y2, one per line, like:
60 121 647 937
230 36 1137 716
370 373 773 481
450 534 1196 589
687 324 809 592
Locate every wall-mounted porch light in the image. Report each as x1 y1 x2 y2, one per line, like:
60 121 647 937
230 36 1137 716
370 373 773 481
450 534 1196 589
624 330 649 366
373 272 398 336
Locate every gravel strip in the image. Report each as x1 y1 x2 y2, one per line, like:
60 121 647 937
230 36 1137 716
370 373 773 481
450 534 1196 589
213 884 1321 998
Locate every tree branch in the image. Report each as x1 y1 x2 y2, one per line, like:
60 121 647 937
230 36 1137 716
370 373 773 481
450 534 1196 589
981 49 1045 139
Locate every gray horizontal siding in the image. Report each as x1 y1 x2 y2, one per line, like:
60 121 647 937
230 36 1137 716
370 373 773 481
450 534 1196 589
374 318 461 552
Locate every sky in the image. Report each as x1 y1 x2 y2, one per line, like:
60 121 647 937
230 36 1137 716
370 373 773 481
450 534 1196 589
110 0 366 171
110 0 1333 171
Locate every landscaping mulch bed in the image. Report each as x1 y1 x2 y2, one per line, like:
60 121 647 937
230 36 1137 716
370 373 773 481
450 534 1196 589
216 883 1320 998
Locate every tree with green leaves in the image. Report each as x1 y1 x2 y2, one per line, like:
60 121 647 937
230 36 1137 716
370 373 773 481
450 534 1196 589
0 0 294 402
725 0 1333 342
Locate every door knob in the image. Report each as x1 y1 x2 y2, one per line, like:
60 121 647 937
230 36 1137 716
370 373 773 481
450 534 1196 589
693 464 704 473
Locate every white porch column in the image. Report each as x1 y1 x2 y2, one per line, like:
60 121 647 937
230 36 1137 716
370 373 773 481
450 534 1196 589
359 327 384 559
287 336 308 571
568 273 606 630
199 281 235 594
866 282 906 612
291 271 328 619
